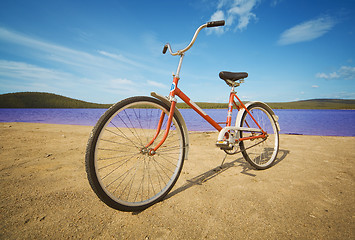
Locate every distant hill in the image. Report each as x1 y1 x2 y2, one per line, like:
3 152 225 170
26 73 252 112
267 99 355 109
0 92 354 109
0 92 111 108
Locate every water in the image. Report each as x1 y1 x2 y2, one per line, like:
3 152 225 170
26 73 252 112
0 108 354 136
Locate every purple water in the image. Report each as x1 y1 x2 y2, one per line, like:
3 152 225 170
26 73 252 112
0 108 354 136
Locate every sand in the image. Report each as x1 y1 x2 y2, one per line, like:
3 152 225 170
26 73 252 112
0 122 354 239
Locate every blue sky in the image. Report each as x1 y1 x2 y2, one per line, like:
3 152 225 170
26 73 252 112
0 0 354 103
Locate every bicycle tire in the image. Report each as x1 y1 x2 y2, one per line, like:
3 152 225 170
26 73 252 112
239 103 279 170
85 96 185 211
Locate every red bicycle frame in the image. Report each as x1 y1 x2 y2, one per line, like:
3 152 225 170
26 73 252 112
147 76 267 153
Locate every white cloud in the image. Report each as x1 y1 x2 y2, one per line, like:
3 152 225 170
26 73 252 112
311 85 319 88
98 49 170 76
0 59 85 94
315 72 339 79
271 0 283 7
228 0 258 30
110 78 135 86
339 66 355 80
103 78 144 96
146 80 167 89
0 27 172 100
0 27 170 78
98 50 142 68
0 60 74 83
278 16 336 45
0 26 136 76
316 66 355 80
208 0 260 34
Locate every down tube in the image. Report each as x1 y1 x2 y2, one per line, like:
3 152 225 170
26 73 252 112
176 88 223 131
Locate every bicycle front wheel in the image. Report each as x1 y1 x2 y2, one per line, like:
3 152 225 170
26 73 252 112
239 103 279 170
85 96 185 211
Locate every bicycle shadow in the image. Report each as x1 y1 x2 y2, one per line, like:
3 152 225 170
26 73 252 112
132 149 289 214
272 148 289 167
165 148 289 200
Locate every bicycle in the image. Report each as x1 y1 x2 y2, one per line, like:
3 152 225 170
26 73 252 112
85 20 280 212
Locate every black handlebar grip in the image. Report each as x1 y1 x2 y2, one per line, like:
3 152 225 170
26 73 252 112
207 20 225 28
162 44 168 54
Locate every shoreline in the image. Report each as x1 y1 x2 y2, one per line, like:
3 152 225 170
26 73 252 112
1 121 355 137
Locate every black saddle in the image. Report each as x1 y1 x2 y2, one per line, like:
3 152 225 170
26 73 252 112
219 71 248 87
219 71 248 81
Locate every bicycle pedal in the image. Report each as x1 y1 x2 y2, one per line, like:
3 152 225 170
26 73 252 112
216 140 234 150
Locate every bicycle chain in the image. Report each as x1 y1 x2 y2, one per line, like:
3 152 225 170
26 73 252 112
224 138 267 155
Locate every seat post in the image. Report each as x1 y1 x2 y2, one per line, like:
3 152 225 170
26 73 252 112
175 54 185 79
227 80 240 88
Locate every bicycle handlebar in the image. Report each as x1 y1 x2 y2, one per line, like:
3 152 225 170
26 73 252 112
207 20 225 28
163 20 225 56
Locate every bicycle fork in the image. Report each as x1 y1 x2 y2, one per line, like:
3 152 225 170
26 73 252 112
144 98 177 156
144 70 183 155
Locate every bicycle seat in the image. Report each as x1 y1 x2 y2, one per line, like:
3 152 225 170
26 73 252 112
219 71 248 81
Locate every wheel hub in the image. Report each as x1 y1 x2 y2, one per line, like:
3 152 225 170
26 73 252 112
140 147 156 156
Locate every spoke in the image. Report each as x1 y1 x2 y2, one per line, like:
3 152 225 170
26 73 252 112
99 152 140 177
132 108 148 142
152 156 175 176
135 157 147 202
105 127 141 149
110 156 141 194
151 156 166 190
100 138 133 146
106 163 133 189
98 151 139 161
98 147 135 152
158 152 180 161
158 153 179 167
147 159 156 197
129 157 144 202
111 120 143 149
118 155 143 201
123 109 144 146
157 145 181 153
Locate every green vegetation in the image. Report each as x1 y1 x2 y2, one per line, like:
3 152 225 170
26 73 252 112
1 92 354 109
267 99 355 109
0 92 111 108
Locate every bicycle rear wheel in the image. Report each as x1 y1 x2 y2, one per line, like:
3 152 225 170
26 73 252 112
85 96 185 211
239 103 279 170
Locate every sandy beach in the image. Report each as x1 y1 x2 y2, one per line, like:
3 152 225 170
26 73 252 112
0 122 354 239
